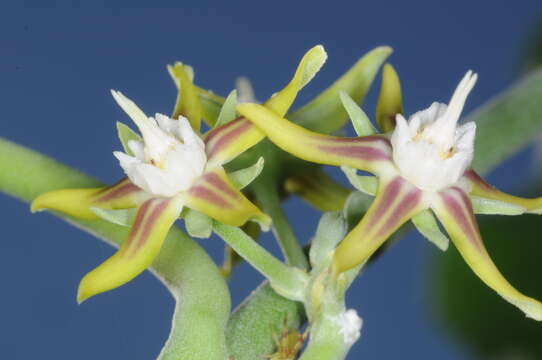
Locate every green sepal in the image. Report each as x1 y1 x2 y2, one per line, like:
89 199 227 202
90 207 137 227
214 90 238 128
411 209 449 251
309 211 347 268
116 122 142 156
227 157 265 190
340 166 378 195
339 90 376 136
471 195 526 215
184 209 213 239
196 86 225 127
342 191 374 230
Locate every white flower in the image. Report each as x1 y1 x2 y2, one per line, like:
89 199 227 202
390 71 477 192
111 91 207 197
338 309 363 347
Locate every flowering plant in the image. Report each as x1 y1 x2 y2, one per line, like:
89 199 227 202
2 44 542 359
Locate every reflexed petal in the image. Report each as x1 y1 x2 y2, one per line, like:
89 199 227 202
464 170 542 214
289 46 392 134
77 196 184 303
204 117 264 167
168 62 203 131
31 178 144 219
264 45 327 117
432 186 542 320
182 167 270 229
284 170 351 212
237 104 394 174
376 63 403 132
333 176 425 272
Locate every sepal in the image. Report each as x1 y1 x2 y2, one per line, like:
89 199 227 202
432 186 542 320
77 196 184 303
116 122 142 156
184 209 213 239
182 167 271 230
339 91 376 136
90 207 136 227
411 209 449 251
227 157 265 190
340 166 378 196
214 90 238 128
471 195 526 215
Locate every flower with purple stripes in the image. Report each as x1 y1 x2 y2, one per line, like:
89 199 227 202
237 71 542 320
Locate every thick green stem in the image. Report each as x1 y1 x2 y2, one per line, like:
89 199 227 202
0 138 231 360
213 222 308 301
253 180 309 270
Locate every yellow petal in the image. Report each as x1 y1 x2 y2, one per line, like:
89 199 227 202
376 63 403 132
432 186 542 320
285 170 350 211
77 196 184 303
168 62 203 131
182 167 270 230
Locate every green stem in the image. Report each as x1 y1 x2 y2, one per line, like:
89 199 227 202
0 138 231 360
213 222 308 301
253 180 309 270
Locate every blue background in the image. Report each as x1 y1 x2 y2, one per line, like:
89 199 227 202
1 1 541 359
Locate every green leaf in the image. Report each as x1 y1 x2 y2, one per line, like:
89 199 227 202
411 210 449 251
227 157 265 190
340 166 377 196
116 122 141 156
471 196 526 215
288 46 392 134
184 209 213 239
342 191 374 231
214 90 238 128
90 207 136 227
339 90 376 136
471 68 542 174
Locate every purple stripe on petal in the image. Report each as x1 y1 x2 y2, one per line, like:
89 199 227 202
125 200 152 249
202 172 239 199
96 181 140 202
376 188 422 237
205 118 252 159
317 144 390 161
188 185 230 208
464 169 495 192
134 199 171 251
440 188 481 251
366 177 403 228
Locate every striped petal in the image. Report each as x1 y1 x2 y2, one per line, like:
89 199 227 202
77 196 184 303
432 186 542 320
204 117 264 167
264 45 327 117
237 103 394 174
333 176 425 273
182 167 270 229
464 170 542 214
31 178 145 219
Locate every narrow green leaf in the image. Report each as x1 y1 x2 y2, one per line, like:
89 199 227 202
471 196 526 215
228 157 264 190
471 68 542 174
184 209 213 239
288 46 392 134
116 122 141 156
90 207 136 227
214 90 238 128
411 209 449 251
339 91 376 136
309 212 347 267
